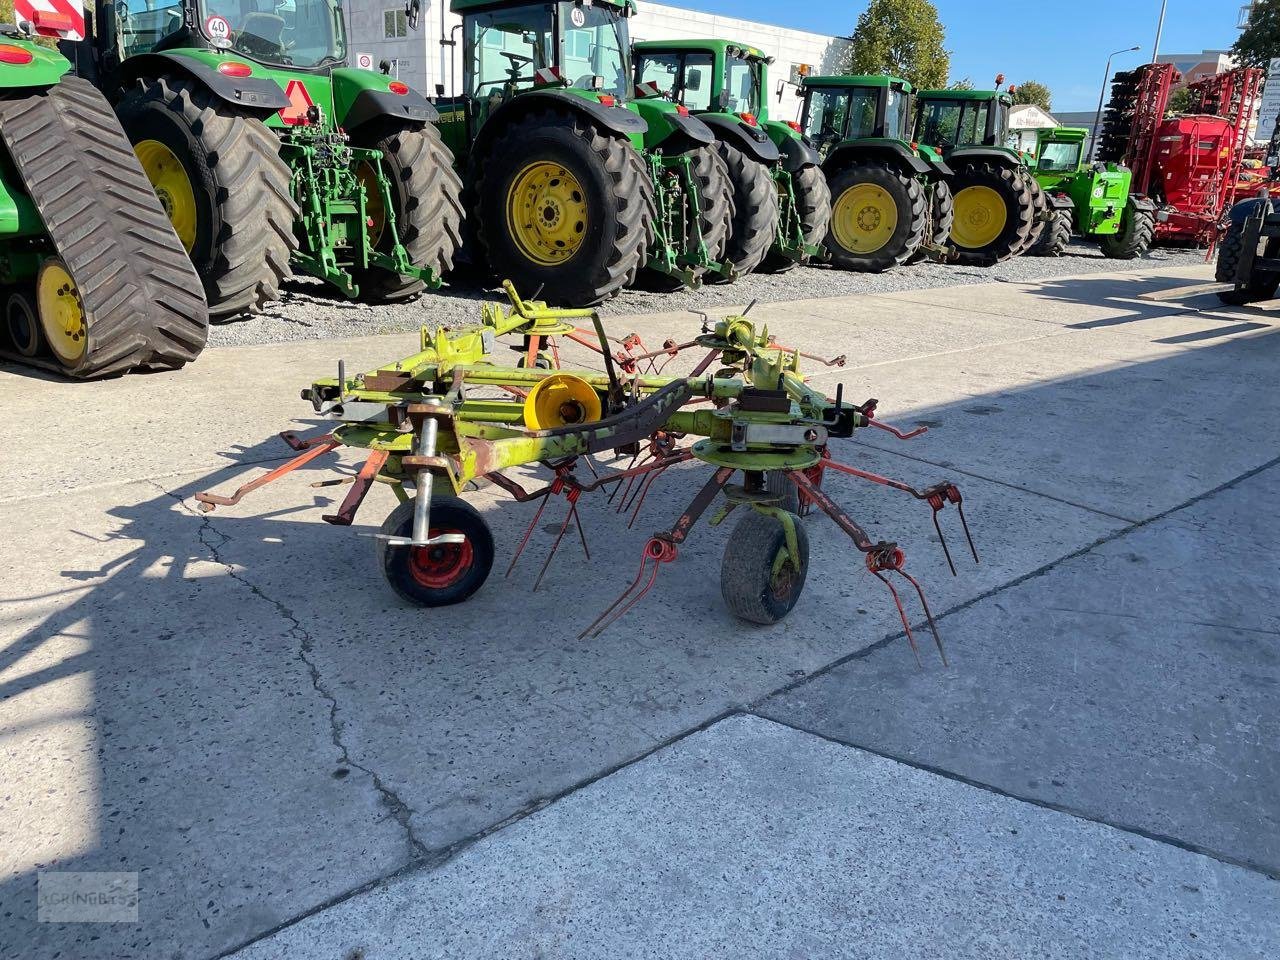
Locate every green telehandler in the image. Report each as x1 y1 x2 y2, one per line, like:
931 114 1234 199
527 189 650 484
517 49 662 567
0 26 206 376
914 87 1060 265
1025 126 1155 259
633 39 830 276
794 74 951 271
435 0 732 305
64 0 463 318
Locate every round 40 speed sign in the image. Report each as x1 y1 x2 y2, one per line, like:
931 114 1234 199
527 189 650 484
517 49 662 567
356 53 374 70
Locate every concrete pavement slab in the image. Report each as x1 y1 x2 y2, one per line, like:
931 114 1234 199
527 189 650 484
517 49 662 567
229 715 1280 960
761 461 1280 877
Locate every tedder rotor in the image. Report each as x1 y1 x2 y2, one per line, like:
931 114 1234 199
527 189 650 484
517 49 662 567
0 17 207 376
196 284 979 659
67 0 463 318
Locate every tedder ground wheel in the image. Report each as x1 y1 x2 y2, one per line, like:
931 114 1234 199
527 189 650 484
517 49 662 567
947 162 1035 266
1030 207 1072 257
351 121 464 301
376 497 495 607
758 162 831 273
117 76 299 319
720 509 810 625
824 161 926 272
641 142 733 290
1098 205 1155 261
907 179 954 264
1214 217 1280 305
478 109 652 306
708 140 777 281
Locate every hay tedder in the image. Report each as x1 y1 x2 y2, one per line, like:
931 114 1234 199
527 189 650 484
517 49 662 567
196 285 977 659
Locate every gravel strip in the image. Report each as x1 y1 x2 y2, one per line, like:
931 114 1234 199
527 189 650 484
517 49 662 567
206 241 1209 348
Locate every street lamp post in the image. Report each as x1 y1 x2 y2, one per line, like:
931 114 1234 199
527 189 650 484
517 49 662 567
1091 45 1142 160
1153 0 1169 60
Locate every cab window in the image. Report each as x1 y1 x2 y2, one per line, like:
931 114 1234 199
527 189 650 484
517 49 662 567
1038 141 1081 172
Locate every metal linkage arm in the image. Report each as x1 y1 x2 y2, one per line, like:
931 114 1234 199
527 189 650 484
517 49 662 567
194 433 341 512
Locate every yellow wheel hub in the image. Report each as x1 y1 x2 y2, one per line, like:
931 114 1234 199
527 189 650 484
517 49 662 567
37 259 86 366
506 161 588 266
357 161 387 249
135 139 198 251
831 183 898 254
951 185 1008 250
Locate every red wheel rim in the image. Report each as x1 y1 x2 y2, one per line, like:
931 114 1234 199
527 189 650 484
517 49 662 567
408 530 474 589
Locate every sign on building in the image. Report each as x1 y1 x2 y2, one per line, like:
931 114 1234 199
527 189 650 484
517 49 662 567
1259 58 1280 142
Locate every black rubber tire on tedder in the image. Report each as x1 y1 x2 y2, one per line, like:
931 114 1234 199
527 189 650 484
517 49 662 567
376 497 496 607
709 138 777 280
824 160 926 272
115 75 298 320
947 161 1035 266
758 161 831 273
349 121 464 302
720 509 810 625
477 108 653 306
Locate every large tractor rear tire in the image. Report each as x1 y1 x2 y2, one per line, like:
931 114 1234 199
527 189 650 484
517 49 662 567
709 139 777 281
350 122 464 301
1214 217 1280 304
907 178 954 264
1098 204 1154 260
824 160 926 272
0 75 207 377
758 162 831 273
477 109 652 306
641 142 733 290
948 162 1035 266
116 76 298 320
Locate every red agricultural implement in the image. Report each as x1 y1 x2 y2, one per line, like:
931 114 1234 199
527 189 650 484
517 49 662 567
1098 63 1263 246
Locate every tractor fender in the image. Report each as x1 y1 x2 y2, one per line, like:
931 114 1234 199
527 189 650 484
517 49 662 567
699 114 780 163
662 109 715 147
119 53 288 113
824 140 929 177
340 86 439 133
946 146 1022 169
1127 194 1157 215
777 135 820 172
921 155 954 178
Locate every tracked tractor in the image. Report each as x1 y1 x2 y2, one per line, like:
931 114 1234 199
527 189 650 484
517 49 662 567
914 87 1057 266
1026 126 1155 259
794 74 950 272
633 39 830 277
65 0 462 319
435 0 732 305
0 26 206 376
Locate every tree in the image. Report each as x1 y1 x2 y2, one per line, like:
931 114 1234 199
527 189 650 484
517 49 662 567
845 0 950 92
1167 86 1193 114
1233 0 1280 68
948 77 975 91
1012 80 1052 113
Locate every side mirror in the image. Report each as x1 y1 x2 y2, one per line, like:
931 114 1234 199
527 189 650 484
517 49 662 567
717 88 731 110
434 82 445 96
404 0 421 30
685 70 702 92
776 80 784 102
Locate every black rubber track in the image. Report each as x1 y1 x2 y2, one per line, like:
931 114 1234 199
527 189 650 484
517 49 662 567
1029 207 1072 257
116 75 298 319
709 138 777 280
349 121 464 301
1098 205 1155 261
759 162 831 273
475 109 653 306
0 76 207 377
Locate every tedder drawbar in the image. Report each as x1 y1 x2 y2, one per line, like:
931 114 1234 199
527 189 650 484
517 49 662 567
196 285 977 659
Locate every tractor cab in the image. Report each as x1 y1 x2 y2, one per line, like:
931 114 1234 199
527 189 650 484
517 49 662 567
1032 126 1088 184
914 89 1012 155
447 0 634 143
98 0 347 75
632 39 766 119
798 75 911 159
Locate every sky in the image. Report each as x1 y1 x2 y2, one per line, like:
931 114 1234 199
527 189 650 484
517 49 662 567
672 0 1244 112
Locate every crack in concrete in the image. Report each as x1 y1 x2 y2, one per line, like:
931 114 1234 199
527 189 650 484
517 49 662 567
150 481 429 864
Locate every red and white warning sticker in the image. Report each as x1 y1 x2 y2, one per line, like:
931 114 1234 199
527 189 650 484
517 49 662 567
205 15 232 45
15 0 86 41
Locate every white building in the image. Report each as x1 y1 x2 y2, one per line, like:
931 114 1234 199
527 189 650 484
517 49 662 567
1007 103 1058 153
343 1 850 123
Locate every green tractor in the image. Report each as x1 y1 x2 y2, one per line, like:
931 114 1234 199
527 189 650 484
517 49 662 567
66 0 463 318
796 74 952 271
435 0 732 305
1025 126 1155 259
0 28 206 376
913 87 1057 265
632 39 830 276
